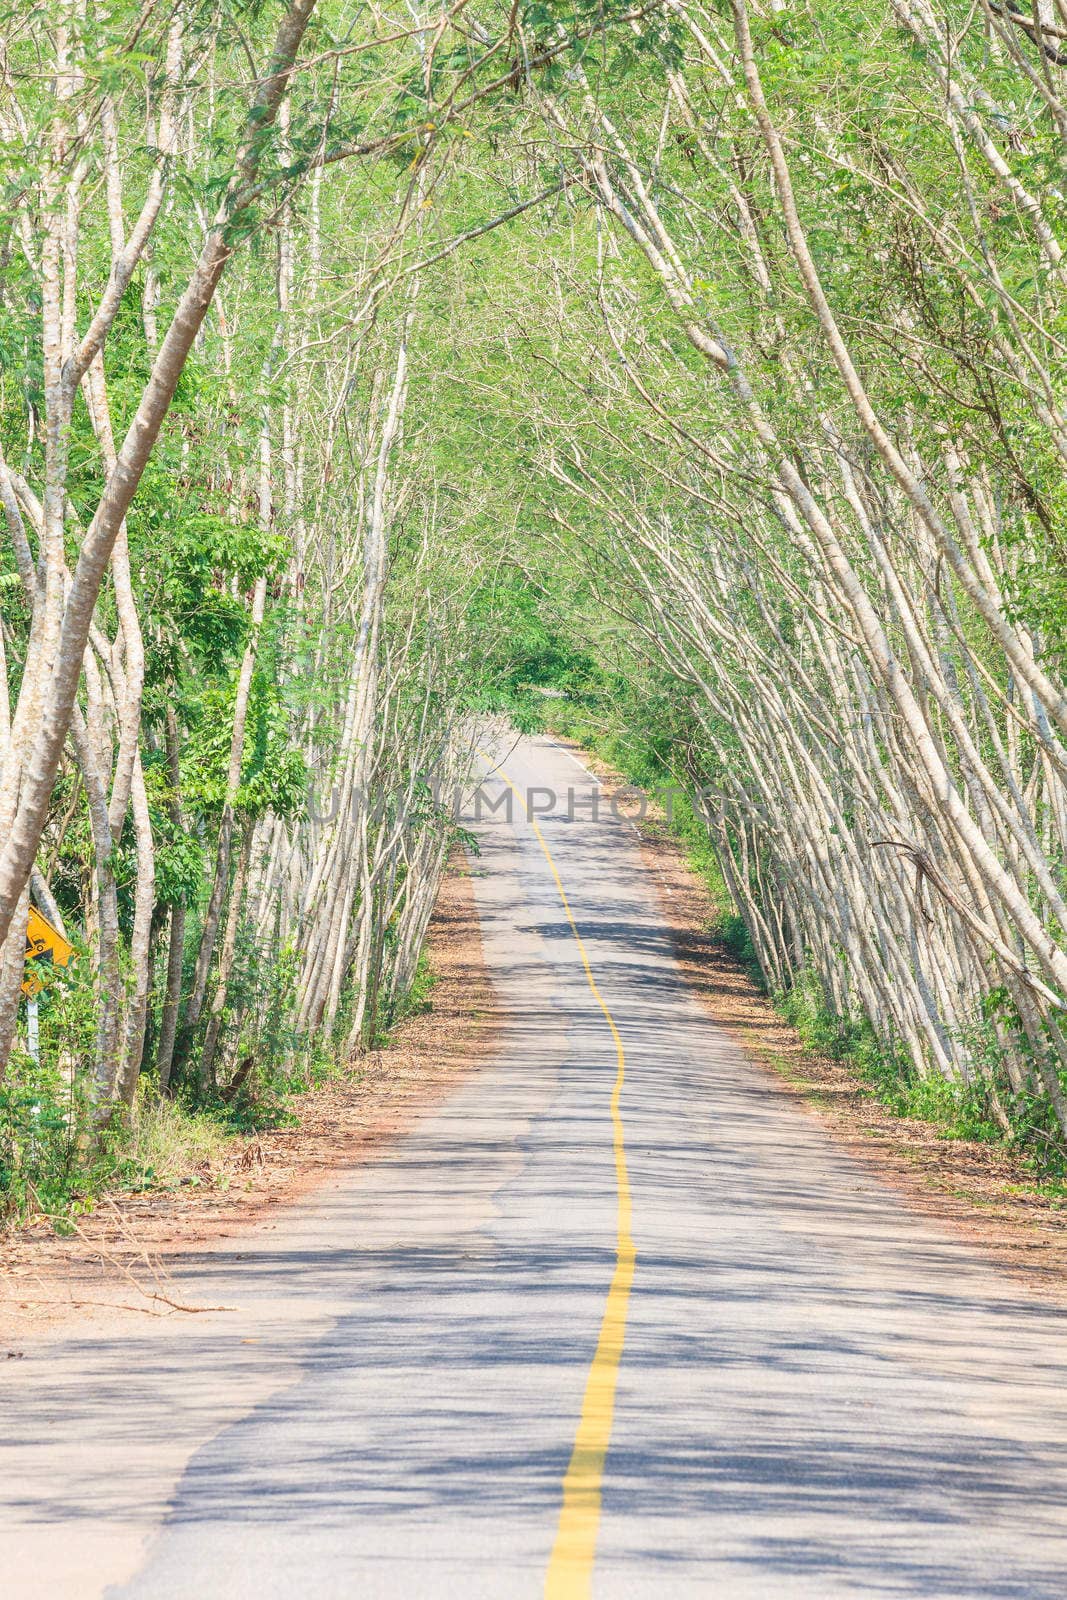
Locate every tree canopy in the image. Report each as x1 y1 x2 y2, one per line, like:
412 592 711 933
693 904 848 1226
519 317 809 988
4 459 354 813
1 0 1066 1209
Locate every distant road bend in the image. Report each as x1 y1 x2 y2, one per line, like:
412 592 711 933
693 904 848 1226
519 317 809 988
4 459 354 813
4 732 1067 1598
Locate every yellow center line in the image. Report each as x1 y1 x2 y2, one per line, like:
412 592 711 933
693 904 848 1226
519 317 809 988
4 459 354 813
477 750 636 1600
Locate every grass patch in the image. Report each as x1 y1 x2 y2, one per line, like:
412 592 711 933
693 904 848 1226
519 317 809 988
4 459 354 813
779 969 1011 1148
0 1061 242 1229
114 1089 235 1192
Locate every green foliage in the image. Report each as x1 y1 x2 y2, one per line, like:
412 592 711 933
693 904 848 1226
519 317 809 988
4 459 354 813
714 912 763 989
771 966 1055 1158
151 823 205 909
136 493 289 673
0 937 355 1226
0 1052 241 1227
174 671 307 821
0 1052 91 1222
375 950 437 1047
462 577 600 729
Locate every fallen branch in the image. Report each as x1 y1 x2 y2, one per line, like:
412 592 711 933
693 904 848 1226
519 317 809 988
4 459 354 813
24 1187 235 1316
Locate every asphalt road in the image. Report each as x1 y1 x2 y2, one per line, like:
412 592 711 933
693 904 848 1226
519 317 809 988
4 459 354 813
4 732 1067 1598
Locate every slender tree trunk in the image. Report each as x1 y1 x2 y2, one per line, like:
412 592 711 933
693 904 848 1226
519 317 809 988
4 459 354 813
199 820 254 1093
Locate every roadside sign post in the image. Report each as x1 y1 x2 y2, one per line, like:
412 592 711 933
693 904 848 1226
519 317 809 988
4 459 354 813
21 906 75 1068
23 906 75 992
26 996 39 1066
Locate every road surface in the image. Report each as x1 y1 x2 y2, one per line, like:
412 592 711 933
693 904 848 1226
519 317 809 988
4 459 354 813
3 733 1067 1597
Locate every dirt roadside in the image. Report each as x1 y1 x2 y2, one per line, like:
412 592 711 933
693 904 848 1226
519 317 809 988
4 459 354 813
0 855 499 1336
549 734 1067 1301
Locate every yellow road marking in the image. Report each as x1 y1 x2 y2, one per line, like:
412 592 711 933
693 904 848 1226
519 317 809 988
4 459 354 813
477 751 636 1599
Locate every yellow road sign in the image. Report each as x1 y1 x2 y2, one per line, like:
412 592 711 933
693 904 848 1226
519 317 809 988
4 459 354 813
23 905 75 997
